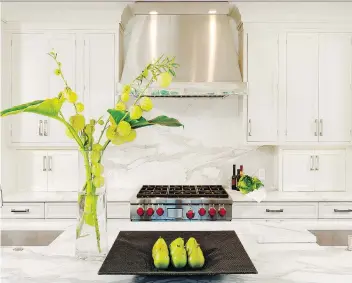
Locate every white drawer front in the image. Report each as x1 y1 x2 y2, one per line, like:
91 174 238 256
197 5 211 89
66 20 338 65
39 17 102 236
232 202 318 219
1 203 44 219
319 202 352 219
108 202 130 219
45 203 77 219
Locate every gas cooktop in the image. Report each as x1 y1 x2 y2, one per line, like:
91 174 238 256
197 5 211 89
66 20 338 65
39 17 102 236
136 185 229 199
130 185 232 222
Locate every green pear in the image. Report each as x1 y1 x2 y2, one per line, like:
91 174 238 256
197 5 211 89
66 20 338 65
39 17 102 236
186 237 198 254
171 246 187 269
152 237 168 258
153 249 170 269
169 237 184 256
188 245 205 269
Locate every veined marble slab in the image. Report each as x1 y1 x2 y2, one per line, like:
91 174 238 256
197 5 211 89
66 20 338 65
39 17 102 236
1 220 352 283
4 190 352 203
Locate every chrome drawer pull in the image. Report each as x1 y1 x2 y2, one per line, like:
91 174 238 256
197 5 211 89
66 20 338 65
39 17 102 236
334 209 352 213
266 209 284 213
248 119 252 136
11 209 30 213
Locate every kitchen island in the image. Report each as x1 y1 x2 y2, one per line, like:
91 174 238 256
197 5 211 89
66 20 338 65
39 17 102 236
1 220 352 283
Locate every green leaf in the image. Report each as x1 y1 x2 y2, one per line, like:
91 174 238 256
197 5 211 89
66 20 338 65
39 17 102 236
107 109 126 125
148 116 183 127
0 98 64 118
130 117 150 129
168 69 176 77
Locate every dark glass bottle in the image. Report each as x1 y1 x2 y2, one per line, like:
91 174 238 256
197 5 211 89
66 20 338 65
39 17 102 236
231 165 237 190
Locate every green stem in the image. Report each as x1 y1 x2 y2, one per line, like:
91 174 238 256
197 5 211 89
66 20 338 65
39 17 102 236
97 119 109 144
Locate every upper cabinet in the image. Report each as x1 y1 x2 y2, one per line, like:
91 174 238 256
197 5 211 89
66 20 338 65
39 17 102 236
246 31 279 142
285 32 352 143
7 31 117 147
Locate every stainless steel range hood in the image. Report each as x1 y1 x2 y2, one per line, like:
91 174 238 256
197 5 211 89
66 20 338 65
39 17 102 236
120 2 246 97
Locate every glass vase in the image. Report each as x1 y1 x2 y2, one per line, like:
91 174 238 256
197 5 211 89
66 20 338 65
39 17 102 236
75 150 108 260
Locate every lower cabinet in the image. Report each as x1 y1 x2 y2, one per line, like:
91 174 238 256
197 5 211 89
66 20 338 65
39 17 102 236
16 150 79 192
1 203 45 219
318 202 352 219
45 202 77 219
232 202 318 219
107 202 130 219
282 150 346 192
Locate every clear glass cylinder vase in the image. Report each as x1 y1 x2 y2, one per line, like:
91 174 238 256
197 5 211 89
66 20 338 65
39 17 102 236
75 150 108 260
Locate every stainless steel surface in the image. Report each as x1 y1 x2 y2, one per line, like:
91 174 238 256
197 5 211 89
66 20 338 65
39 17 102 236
309 230 352 246
0 186 3 208
43 156 46 171
44 120 48 136
314 119 318 136
266 209 284 213
310 155 314 170
0 230 63 247
319 119 323 136
248 119 252 136
11 209 30 213
120 5 244 94
334 209 352 213
167 208 183 218
48 156 52 171
39 120 43 136
315 155 319 171
130 185 232 221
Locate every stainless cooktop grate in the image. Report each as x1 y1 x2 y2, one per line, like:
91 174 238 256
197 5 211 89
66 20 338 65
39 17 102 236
136 185 229 199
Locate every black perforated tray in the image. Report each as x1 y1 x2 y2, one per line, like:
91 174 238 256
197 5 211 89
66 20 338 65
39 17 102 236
98 231 257 276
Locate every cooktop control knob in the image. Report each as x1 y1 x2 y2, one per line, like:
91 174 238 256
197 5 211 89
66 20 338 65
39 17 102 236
136 207 144 216
208 207 217 217
186 210 195 219
218 207 227 217
198 207 206 216
146 207 154 216
156 207 164 216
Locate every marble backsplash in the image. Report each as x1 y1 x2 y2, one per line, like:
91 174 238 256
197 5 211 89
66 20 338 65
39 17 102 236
104 97 276 191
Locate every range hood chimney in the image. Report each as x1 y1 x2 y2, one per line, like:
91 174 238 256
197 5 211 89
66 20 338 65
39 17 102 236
120 2 246 96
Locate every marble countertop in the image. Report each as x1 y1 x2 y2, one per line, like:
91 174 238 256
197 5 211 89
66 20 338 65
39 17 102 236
4 189 352 203
1 219 352 283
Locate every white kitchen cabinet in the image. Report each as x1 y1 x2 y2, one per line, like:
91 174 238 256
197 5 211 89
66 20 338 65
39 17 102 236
8 31 116 146
16 150 79 192
314 150 346 192
285 32 352 143
286 33 319 142
282 150 315 192
48 33 77 144
45 202 76 219
10 33 49 144
83 33 115 124
318 34 352 142
282 150 346 192
107 202 130 219
247 32 278 142
318 202 352 219
232 202 318 219
47 151 79 192
1 203 45 219
17 151 48 191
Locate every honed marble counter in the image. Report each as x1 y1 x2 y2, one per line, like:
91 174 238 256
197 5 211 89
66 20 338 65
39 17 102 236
4 189 352 203
1 220 352 283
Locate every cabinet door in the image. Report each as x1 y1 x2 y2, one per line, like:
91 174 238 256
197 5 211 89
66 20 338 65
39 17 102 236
286 33 319 142
16 151 48 191
83 33 115 141
247 32 278 142
318 34 352 142
47 34 77 144
314 150 346 192
11 33 49 143
47 151 79 192
282 150 315 192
